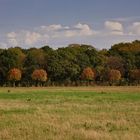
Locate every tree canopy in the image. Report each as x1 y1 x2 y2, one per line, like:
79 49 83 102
0 40 140 86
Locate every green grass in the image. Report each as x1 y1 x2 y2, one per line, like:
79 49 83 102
0 87 140 140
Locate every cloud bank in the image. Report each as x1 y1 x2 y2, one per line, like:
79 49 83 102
0 21 140 49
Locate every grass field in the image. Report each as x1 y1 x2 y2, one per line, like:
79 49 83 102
0 86 140 140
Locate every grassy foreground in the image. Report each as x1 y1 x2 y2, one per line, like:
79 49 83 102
0 86 140 140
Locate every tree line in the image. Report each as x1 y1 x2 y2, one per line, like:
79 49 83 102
0 40 140 87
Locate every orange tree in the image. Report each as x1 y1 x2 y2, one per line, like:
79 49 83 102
31 69 47 86
8 68 22 87
108 69 121 85
81 67 95 85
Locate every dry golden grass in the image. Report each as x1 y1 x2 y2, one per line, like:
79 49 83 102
0 86 140 93
0 86 139 140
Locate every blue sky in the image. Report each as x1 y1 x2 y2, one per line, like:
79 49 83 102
0 0 140 49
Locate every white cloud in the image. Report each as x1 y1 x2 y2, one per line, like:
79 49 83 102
52 23 95 38
38 24 68 36
129 22 140 35
24 31 41 45
104 21 124 35
40 24 62 31
8 38 18 46
34 23 96 40
74 23 94 36
105 21 123 31
6 30 45 47
7 32 18 46
109 31 124 36
0 43 7 48
7 32 17 38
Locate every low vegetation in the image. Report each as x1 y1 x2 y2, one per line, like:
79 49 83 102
0 87 139 140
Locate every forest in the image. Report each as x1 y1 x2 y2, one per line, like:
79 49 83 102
0 40 140 87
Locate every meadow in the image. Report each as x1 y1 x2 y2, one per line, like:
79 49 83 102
0 86 140 140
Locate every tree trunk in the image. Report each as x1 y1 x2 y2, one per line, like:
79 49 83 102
13 81 15 87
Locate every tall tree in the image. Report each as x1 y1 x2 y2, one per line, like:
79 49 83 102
31 69 47 86
108 69 121 85
81 67 95 85
129 69 140 84
8 68 22 87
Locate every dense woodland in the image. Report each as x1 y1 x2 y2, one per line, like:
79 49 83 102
0 40 140 87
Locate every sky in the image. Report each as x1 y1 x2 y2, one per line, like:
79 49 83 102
0 0 140 49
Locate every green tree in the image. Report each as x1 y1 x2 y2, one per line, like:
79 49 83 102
23 48 46 85
129 69 140 85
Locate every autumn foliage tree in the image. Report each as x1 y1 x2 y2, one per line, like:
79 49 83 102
8 68 22 87
31 69 47 86
108 69 121 85
81 67 95 85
